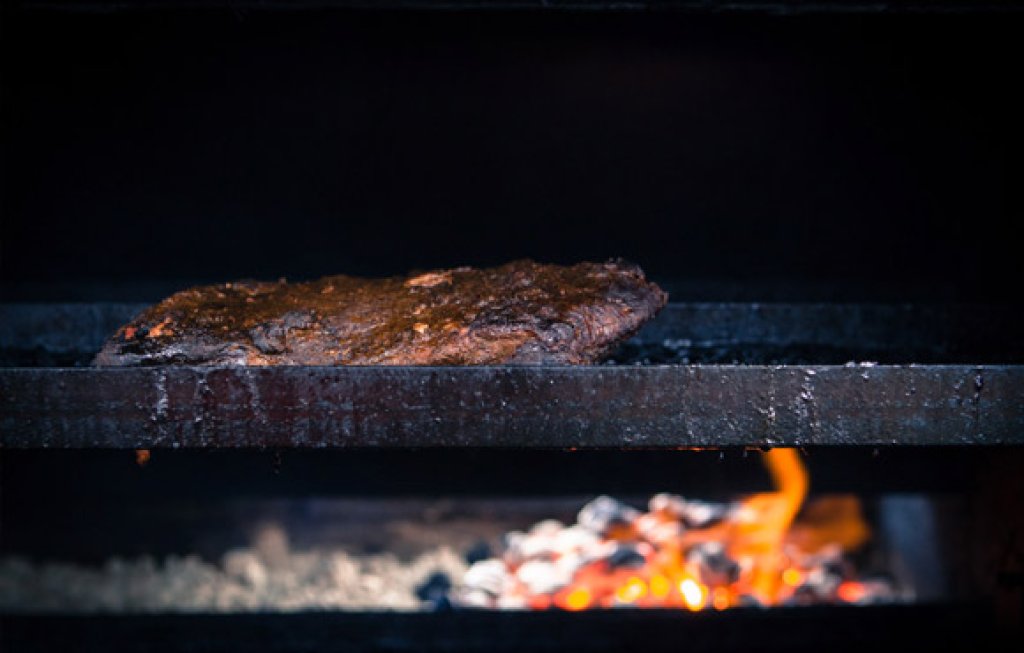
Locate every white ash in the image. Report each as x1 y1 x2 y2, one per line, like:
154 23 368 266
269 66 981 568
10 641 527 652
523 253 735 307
649 493 732 528
576 495 641 535
461 559 509 598
515 560 573 595
0 542 467 613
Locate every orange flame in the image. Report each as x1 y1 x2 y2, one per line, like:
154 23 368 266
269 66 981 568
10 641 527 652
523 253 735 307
487 448 876 612
563 587 592 611
679 578 707 611
734 448 809 604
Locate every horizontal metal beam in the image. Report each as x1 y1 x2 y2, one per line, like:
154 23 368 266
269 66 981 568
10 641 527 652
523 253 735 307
2 365 1021 448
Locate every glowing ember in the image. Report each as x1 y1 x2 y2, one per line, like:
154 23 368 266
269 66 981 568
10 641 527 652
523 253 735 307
837 581 868 604
679 578 706 611
458 448 893 610
564 587 592 611
712 587 730 611
782 568 805 587
615 576 647 604
649 574 670 598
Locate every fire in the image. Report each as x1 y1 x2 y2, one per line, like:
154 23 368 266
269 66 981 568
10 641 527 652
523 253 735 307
563 587 592 611
649 574 671 598
711 587 730 611
615 576 647 604
678 578 706 611
837 581 868 604
782 568 804 587
733 448 809 604
459 448 886 611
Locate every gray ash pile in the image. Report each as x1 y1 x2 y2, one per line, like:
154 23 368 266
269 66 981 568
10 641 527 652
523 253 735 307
0 524 466 613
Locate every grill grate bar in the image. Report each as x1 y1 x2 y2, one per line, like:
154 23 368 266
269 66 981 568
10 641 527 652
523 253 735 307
2 364 1021 448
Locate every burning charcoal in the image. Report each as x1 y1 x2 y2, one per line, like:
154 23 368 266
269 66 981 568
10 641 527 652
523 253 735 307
530 519 566 536
553 552 590 580
803 565 843 598
648 493 688 516
415 571 454 611
782 585 820 607
606 545 646 570
822 557 850 579
552 525 602 557
577 496 641 537
784 545 851 600
458 589 495 609
502 530 527 562
464 540 493 566
649 494 731 528
634 512 685 545
500 530 536 567
462 559 509 598
680 500 731 528
497 595 528 610
506 520 579 563
840 578 897 604
518 533 558 561
516 560 573 595
687 542 740 586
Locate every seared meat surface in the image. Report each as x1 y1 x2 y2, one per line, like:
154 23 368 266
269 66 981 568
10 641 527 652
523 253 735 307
93 260 667 366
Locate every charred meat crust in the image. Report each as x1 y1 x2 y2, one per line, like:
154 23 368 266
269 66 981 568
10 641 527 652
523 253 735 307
93 260 668 366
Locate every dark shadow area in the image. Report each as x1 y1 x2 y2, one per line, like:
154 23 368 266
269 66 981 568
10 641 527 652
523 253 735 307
2 8 1021 302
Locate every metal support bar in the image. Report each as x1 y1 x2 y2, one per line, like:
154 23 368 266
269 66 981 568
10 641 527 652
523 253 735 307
2 365 1021 448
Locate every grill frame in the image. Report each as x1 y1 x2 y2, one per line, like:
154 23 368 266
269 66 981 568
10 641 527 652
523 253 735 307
2 364 1022 448
1 302 1021 448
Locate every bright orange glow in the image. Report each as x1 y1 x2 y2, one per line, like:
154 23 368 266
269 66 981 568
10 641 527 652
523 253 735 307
712 587 731 611
679 578 706 611
615 577 647 604
649 574 671 598
837 581 868 604
782 568 804 587
733 448 810 604
564 587 592 611
527 595 552 610
787 496 870 553
486 448 880 612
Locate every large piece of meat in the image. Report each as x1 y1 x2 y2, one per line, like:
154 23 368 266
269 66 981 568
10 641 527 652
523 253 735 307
93 260 667 366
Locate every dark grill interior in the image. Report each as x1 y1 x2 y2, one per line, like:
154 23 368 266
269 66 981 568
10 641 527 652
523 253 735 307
2 447 1022 651
2 5 1022 302
2 2 1022 652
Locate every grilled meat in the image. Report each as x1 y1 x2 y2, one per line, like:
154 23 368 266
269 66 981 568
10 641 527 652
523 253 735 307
93 260 667 366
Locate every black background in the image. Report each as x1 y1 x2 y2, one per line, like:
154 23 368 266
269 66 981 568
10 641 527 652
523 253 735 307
1 7 1021 301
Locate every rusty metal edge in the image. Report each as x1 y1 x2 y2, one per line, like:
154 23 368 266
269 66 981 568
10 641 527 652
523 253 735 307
1 365 1021 448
